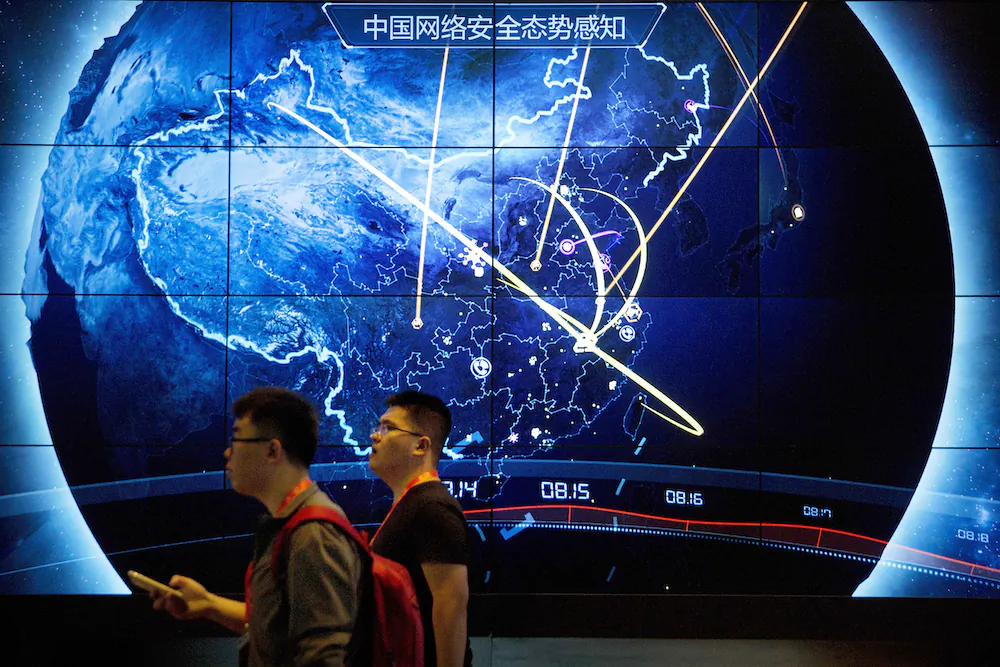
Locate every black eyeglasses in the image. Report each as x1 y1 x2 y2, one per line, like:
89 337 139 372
229 437 272 445
371 423 424 438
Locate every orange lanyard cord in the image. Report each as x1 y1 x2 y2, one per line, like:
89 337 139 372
245 477 312 621
275 478 312 516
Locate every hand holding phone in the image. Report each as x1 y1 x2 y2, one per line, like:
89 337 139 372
127 570 182 598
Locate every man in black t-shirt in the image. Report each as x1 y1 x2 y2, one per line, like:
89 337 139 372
368 391 473 667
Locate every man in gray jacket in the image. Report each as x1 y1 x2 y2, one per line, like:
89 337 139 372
150 387 366 667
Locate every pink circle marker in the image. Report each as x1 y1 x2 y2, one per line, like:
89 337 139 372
558 239 576 256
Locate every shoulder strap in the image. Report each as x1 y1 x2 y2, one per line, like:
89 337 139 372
272 505 371 571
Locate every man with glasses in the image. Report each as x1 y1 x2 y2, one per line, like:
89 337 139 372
149 386 367 667
369 390 473 667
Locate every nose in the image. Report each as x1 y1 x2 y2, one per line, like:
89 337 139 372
224 445 232 460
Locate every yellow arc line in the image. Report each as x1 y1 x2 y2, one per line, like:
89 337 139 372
607 1 808 294
414 46 450 325
641 400 693 429
696 3 786 182
266 102 704 436
577 188 649 341
509 182 648 350
533 46 592 270
513 176 608 334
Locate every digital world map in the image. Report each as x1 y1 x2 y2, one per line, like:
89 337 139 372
31 2 770 473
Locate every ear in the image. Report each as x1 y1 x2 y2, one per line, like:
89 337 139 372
413 435 431 457
266 438 284 464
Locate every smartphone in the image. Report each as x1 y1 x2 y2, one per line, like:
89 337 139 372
127 570 181 597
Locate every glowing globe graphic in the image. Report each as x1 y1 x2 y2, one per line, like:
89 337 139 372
20 2 955 594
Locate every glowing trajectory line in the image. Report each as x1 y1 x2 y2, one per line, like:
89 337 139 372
266 102 704 436
512 176 609 335
606 1 809 294
532 46 592 273
414 46 450 330
576 188 650 341
696 2 786 183
511 180 652 359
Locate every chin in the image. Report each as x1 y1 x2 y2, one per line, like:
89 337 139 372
227 476 250 496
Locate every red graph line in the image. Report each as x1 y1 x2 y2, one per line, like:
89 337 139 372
466 503 1000 577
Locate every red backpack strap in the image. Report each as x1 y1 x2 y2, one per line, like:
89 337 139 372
272 505 370 571
243 561 253 622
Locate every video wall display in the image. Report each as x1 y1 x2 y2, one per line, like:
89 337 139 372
1 1 998 597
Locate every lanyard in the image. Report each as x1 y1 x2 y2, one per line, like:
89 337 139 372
244 478 313 621
370 471 439 546
275 478 312 516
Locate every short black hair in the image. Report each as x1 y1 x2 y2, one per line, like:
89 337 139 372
233 387 319 468
385 390 452 461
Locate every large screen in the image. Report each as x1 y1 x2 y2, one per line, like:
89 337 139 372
1 1 998 598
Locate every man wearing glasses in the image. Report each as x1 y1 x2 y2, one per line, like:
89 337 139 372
369 390 474 667
150 386 366 667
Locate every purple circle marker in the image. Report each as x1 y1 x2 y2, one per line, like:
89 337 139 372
684 99 697 113
599 253 612 272
558 239 576 256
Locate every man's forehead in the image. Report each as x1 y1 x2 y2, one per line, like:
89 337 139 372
380 405 413 424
